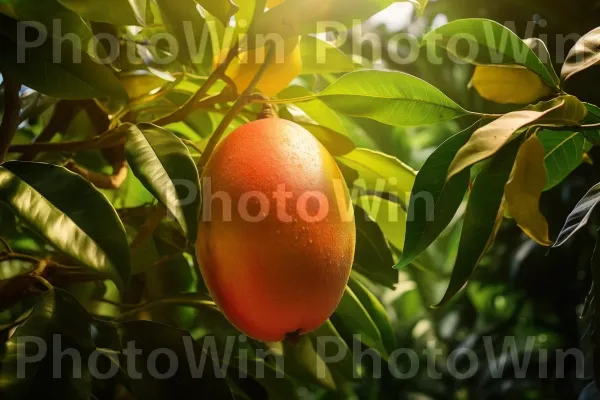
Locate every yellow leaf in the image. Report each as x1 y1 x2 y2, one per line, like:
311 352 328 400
470 65 553 105
266 0 285 7
216 36 303 97
121 73 167 100
504 135 552 246
447 99 564 180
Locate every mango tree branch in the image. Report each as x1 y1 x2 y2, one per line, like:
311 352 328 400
197 44 276 170
0 77 21 163
7 124 129 154
151 43 240 126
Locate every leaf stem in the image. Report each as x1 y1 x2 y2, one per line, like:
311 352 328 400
0 76 21 163
197 44 277 170
118 296 216 320
250 94 318 105
129 206 166 252
0 236 12 253
467 111 504 119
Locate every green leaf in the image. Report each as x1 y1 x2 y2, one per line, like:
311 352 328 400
334 285 389 359
0 289 94 399
119 320 234 399
283 335 336 390
233 0 257 37
561 27 600 81
356 196 406 251
423 18 559 89
0 162 131 292
554 182 600 247
447 98 564 179
128 0 148 25
539 130 589 191
312 320 357 380
0 13 127 100
0 259 37 281
300 35 355 75
195 0 239 25
279 85 347 134
540 95 588 125
524 37 561 84
318 70 469 126
57 0 140 25
298 123 355 156
435 139 521 307
155 0 212 70
348 272 396 354
337 147 416 207
126 124 201 242
354 206 397 288
397 122 477 269
252 0 418 39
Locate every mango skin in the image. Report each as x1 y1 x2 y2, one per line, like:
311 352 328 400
196 119 356 342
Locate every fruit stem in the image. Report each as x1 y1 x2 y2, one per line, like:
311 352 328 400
197 44 277 171
284 329 302 345
256 95 277 119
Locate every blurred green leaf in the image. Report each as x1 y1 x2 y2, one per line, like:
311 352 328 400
338 147 416 207
155 0 213 70
0 162 131 292
353 206 397 288
0 288 94 399
119 320 234 399
0 259 37 281
280 85 347 134
128 0 148 24
334 285 389 359
435 139 521 307
398 123 477 269
0 13 127 100
283 335 336 390
252 0 418 39
297 122 355 156
300 35 355 75
423 18 560 89
125 124 201 242
318 70 469 126
195 0 239 25
348 273 396 354
313 320 357 380
57 0 139 25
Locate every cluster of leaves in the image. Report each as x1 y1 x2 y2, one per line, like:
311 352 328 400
0 0 598 399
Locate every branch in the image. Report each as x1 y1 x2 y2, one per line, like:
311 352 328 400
0 77 21 163
130 206 167 252
7 125 127 154
19 100 81 161
197 44 276 170
150 44 240 126
66 159 128 190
